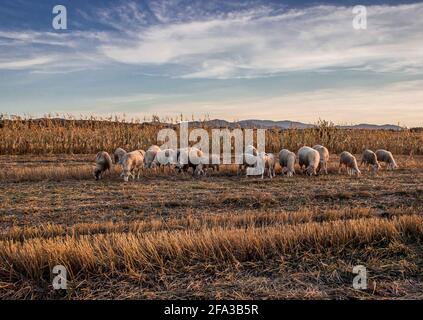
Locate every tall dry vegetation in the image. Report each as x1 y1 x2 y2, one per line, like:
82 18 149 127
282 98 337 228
1 211 422 288
1 115 422 155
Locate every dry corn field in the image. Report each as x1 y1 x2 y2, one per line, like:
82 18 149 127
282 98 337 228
0 119 422 300
1 117 422 155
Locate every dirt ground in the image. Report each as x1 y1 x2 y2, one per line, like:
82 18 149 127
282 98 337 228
0 154 422 299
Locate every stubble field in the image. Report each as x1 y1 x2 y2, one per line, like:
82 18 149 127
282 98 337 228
0 153 422 299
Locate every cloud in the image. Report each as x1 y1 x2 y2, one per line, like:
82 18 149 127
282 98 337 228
1 2 423 78
98 3 423 78
0 56 55 69
0 30 111 73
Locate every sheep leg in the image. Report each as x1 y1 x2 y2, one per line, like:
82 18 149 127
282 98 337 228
237 164 244 176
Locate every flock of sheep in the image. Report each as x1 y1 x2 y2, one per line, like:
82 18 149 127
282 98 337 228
94 145 398 181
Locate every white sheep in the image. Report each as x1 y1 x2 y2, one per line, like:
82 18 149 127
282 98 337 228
261 152 276 179
339 151 361 176
361 149 381 173
238 145 259 176
153 148 178 172
176 147 206 176
278 149 296 177
144 145 161 170
298 146 320 176
375 149 398 170
313 145 330 175
121 150 145 182
113 148 127 165
94 151 113 180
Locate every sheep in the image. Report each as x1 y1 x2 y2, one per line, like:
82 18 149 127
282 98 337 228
94 151 113 180
261 152 276 179
313 145 330 175
376 149 398 170
238 145 259 176
113 148 126 165
144 145 161 170
298 146 320 176
339 151 361 176
278 149 296 177
176 147 206 176
361 149 381 173
121 151 145 182
153 148 178 172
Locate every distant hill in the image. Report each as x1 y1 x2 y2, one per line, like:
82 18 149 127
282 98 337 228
190 119 403 130
336 123 402 130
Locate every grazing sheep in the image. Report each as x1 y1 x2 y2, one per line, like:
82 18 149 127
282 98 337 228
376 149 398 170
113 148 126 165
278 149 296 177
361 149 381 173
121 151 145 182
261 152 276 179
144 145 161 170
238 145 259 176
94 151 113 180
339 151 361 176
298 146 320 176
153 148 178 172
176 147 206 176
313 145 330 175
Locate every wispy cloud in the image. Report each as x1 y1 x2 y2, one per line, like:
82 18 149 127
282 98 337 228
1 2 422 78
0 56 55 69
98 3 423 78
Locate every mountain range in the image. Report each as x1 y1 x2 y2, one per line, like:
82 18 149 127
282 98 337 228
189 119 403 130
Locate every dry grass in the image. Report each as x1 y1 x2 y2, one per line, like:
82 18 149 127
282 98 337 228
1 215 422 279
0 165 94 182
2 207 420 242
1 116 422 155
0 153 422 299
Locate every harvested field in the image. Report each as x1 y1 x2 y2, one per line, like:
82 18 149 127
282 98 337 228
0 154 422 299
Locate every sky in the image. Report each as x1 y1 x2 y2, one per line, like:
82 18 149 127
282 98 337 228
0 0 422 126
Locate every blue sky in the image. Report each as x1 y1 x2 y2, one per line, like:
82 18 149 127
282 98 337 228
0 0 422 126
